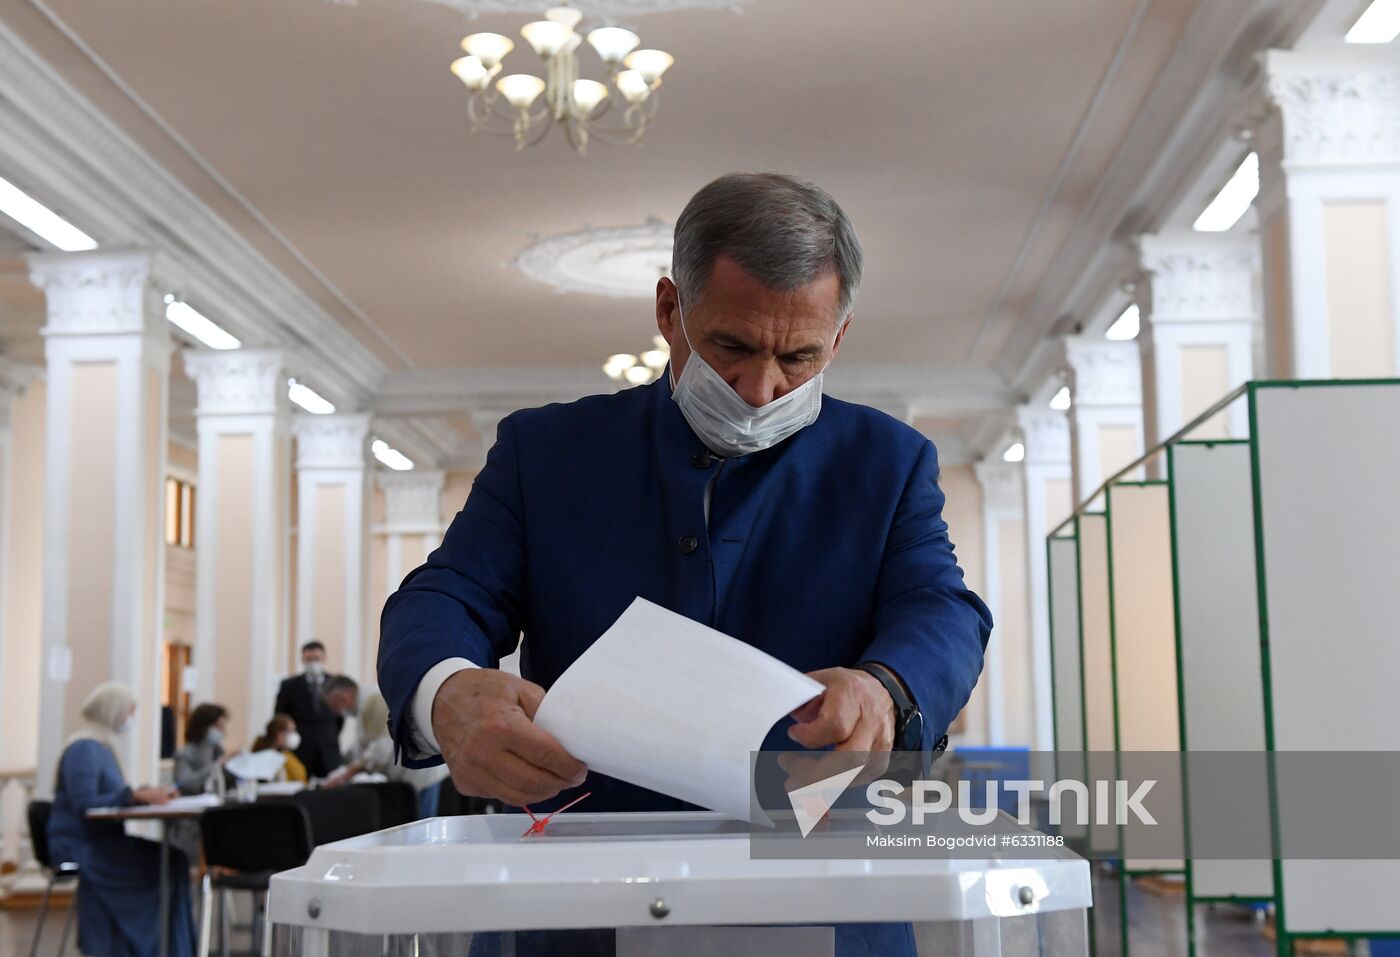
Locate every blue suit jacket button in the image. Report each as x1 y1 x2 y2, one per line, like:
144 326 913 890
677 535 699 554
690 452 713 469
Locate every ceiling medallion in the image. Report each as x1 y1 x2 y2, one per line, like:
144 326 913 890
451 4 678 153
517 220 672 299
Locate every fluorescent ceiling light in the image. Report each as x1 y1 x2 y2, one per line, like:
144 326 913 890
1049 386 1071 411
1346 0 1400 43
288 378 335 415
1002 442 1025 463
1106 304 1140 341
371 438 414 471
0 175 97 252
164 297 241 350
1193 153 1259 233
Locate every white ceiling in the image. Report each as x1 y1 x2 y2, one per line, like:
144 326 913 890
0 0 1331 462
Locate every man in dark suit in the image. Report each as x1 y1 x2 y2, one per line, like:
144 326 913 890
378 173 992 956
274 641 346 778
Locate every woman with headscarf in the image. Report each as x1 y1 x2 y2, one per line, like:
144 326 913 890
330 689 449 816
46 682 197 957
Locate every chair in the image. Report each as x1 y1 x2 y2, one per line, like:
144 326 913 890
25 800 79 957
350 782 418 829
197 802 314 957
290 786 381 846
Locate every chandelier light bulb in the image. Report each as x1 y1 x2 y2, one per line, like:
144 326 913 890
624 365 653 385
586 26 640 64
521 19 573 57
450 56 491 91
623 49 674 85
544 5 584 29
497 73 546 110
462 32 515 70
640 349 668 370
572 79 610 115
615 69 651 104
603 353 638 379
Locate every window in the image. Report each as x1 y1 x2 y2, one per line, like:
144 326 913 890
164 477 196 548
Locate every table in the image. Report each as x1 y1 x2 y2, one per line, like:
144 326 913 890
87 795 219 957
269 810 1093 956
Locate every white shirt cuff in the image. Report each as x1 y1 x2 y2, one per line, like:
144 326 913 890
408 657 478 758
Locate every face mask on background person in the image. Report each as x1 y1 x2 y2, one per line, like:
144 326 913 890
116 713 135 736
670 293 840 457
206 727 224 748
284 731 302 752
305 660 325 679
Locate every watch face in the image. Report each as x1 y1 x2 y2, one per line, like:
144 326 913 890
900 709 924 751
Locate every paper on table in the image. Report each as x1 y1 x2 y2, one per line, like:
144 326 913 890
532 597 824 823
226 749 290 781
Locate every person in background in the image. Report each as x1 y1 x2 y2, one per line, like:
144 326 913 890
274 641 344 778
331 690 448 815
315 675 361 785
173 703 236 795
250 713 308 783
47 682 195 957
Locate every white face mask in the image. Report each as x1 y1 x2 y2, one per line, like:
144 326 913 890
284 732 302 751
206 728 224 748
116 714 135 737
304 660 325 679
669 296 839 457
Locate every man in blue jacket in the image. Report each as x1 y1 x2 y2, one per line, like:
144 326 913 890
378 172 992 954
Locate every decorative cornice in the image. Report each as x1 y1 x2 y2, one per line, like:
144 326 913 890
294 413 370 471
1059 338 1141 408
378 470 445 530
1137 233 1260 324
974 460 1025 512
184 348 287 417
1015 406 1070 466
1264 49 1400 168
517 221 673 300
27 249 167 338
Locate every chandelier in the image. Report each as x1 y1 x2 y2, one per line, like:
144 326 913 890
451 5 674 154
604 335 670 386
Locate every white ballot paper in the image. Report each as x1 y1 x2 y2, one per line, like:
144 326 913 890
532 597 824 823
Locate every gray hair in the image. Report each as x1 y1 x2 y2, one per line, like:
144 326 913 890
672 172 863 320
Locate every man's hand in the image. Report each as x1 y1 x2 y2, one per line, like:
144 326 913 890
787 667 896 753
431 669 587 806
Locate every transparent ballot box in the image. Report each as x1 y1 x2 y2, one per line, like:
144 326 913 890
268 811 1091 957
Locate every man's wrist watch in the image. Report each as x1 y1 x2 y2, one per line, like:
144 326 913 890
853 661 924 751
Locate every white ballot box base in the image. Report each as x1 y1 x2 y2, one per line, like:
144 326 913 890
268 811 1091 957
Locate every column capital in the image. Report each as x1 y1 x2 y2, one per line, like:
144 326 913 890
974 460 1024 512
1058 338 1141 408
27 249 170 339
294 413 371 470
184 349 287 417
1136 232 1260 325
378 470 445 532
1015 406 1070 466
1263 48 1400 168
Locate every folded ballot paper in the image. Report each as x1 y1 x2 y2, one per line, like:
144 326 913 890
532 597 824 823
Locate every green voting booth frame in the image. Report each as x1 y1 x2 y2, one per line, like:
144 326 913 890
1046 380 1400 957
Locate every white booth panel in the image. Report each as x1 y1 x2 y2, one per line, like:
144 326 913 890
1075 514 1116 855
1253 383 1400 933
1048 533 1087 845
1106 483 1182 872
1168 442 1272 900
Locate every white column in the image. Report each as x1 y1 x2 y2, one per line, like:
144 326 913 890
0 361 38 777
184 349 291 745
1015 406 1072 752
294 413 370 682
378 469 445 594
1254 49 1400 378
974 461 1025 747
1137 233 1260 443
1060 338 1144 505
29 249 170 791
